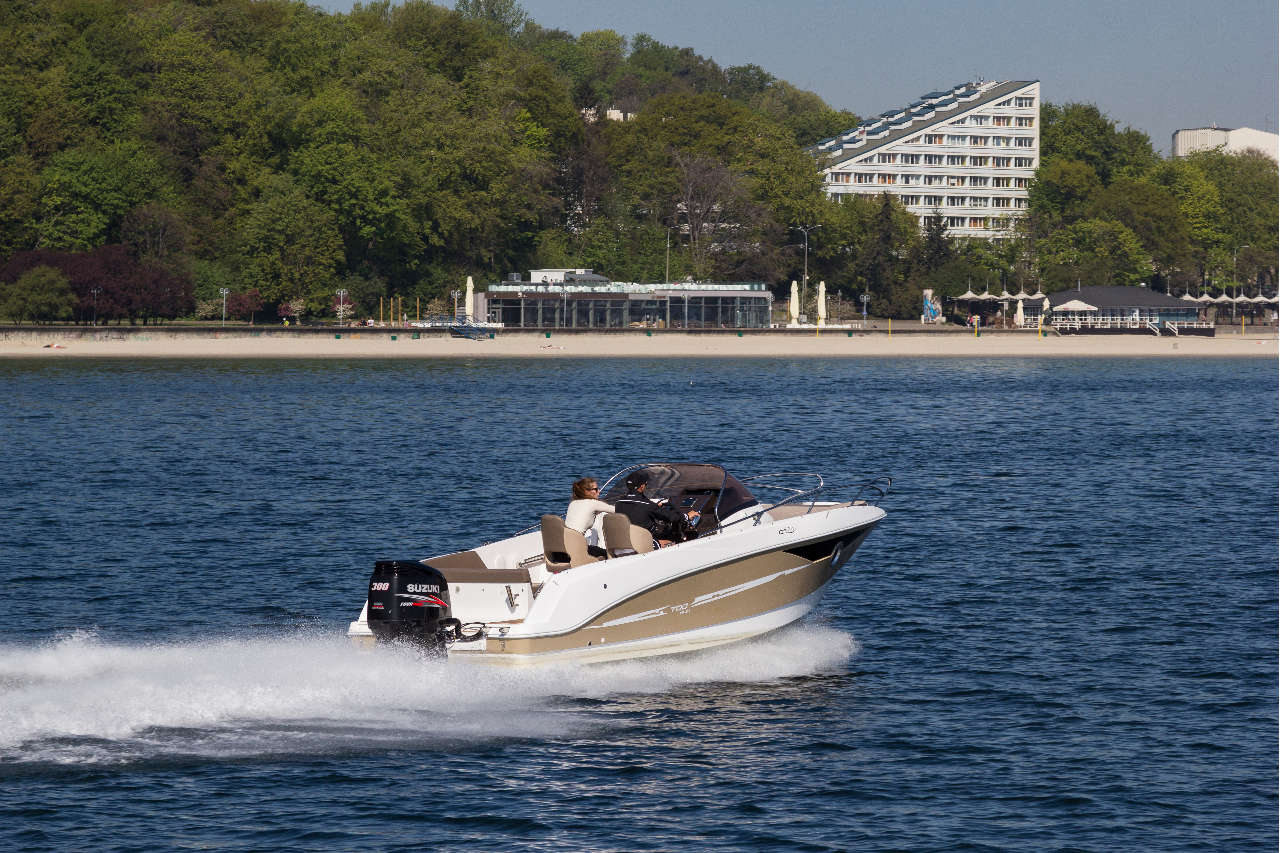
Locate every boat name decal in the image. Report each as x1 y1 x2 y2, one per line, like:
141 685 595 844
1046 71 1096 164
778 525 796 535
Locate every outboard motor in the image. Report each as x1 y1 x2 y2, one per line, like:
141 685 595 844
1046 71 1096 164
366 560 457 657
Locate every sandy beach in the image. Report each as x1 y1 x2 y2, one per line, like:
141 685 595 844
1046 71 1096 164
0 327 1275 358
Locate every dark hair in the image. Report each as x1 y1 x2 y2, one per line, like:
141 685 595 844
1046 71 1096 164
625 470 649 490
572 477 598 500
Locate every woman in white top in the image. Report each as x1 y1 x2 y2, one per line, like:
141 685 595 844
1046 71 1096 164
566 477 613 556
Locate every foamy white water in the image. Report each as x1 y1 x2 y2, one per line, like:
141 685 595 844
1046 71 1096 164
0 626 856 764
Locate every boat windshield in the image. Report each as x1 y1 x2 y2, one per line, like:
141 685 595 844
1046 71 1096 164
599 463 758 521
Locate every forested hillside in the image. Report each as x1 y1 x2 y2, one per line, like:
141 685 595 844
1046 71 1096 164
0 0 1274 325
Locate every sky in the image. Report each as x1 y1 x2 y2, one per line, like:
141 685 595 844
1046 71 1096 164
312 0 1278 153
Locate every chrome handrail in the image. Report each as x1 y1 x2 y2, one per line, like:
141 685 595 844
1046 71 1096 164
717 474 891 532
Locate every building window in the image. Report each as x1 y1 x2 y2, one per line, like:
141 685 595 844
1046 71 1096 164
946 175 965 186
901 195 920 205
946 155 966 165
855 173 874 183
971 156 990 167
1015 137 1033 148
923 175 945 186
1014 96 1034 107
992 197 1012 208
905 135 922 144
970 136 989 146
969 115 989 126
924 154 944 165
1013 198 1028 208
947 195 967 206
830 171 850 183
1016 117 1034 127
970 196 989 207
924 134 944 144
969 217 988 228
1013 177 1029 188
992 177 1011 187
997 99 1012 107
947 216 966 228
1014 157 1034 167
993 115 1011 126
969 176 989 187
923 195 943 206
900 153 921 164
900 174 920 185
991 136 1009 147
994 157 1012 167
877 173 896 184
946 135 968 145
878 153 897 163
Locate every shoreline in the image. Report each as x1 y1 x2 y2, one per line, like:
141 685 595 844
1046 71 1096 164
0 326 1275 358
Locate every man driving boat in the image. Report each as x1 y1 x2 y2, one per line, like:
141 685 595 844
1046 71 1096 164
613 470 699 546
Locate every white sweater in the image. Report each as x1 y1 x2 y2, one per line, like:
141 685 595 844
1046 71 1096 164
565 498 614 533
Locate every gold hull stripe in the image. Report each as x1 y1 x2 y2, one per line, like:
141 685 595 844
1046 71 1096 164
479 549 838 657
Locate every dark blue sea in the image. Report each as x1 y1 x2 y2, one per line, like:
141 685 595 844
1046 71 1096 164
0 356 1275 851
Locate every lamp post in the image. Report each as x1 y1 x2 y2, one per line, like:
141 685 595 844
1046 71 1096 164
90 286 101 326
219 288 229 326
336 288 348 327
796 224 821 310
860 292 870 322
1233 245 1250 319
450 289 461 320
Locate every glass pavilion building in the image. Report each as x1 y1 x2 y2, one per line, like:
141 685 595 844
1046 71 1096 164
478 270 773 329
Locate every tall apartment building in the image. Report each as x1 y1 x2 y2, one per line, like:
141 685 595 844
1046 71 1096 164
814 80 1041 240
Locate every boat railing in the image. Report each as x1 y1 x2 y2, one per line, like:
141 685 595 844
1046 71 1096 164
722 474 891 532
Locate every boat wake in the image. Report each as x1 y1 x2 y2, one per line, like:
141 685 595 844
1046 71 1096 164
0 626 858 766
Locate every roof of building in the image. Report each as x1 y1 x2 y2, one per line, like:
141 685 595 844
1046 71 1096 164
1048 286 1191 310
813 80 1038 167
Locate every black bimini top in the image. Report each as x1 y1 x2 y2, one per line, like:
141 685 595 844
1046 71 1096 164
599 463 759 521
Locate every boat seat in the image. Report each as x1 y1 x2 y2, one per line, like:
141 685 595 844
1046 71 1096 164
540 514 602 572
602 512 656 558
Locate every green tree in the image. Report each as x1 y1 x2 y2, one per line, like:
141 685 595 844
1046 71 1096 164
1038 218 1150 289
0 264 75 324
1040 102 1156 183
236 173 344 307
37 141 162 250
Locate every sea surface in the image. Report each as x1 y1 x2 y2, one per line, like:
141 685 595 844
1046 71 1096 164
0 356 1275 851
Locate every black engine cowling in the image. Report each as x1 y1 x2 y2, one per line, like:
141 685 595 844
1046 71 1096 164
366 560 455 656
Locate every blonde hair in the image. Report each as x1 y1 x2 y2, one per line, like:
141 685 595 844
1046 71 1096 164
572 477 598 500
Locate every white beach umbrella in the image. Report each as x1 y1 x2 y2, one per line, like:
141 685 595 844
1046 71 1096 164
977 289 996 301
956 288 979 301
1042 296 1051 314
1014 298 1025 327
1212 293 1233 304
1196 293 1213 303
1250 294 1270 303
817 281 827 327
1056 298 1097 312
1180 293 1197 301
789 281 799 324
1012 289 1031 301
465 276 475 321
998 288 1015 301
1233 293 1252 303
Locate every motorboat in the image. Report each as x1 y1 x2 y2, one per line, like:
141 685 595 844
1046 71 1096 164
348 463 889 665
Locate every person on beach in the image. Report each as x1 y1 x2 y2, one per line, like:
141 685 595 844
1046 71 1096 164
566 476 613 558
614 470 699 547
